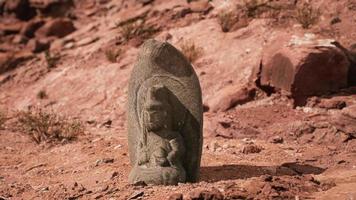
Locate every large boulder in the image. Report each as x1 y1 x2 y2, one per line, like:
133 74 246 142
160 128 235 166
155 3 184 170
257 34 350 105
35 18 75 38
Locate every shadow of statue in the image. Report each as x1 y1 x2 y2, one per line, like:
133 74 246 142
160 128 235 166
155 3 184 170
200 162 326 183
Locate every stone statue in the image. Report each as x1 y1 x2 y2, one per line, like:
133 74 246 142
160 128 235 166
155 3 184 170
127 39 203 185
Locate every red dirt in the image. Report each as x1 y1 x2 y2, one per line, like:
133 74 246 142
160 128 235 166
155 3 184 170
1 0 356 199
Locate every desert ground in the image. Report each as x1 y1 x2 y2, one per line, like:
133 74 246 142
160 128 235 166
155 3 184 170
0 0 356 199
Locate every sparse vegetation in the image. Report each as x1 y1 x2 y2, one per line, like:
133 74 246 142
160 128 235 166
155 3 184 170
45 50 60 69
218 10 238 32
16 107 84 144
243 0 277 18
105 48 122 63
0 110 6 130
244 0 264 17
296 2 321 29
37 89 48 99
179 40 204 63
120 20 157 42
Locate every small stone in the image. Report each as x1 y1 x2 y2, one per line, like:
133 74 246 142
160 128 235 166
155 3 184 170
111 171 119 179
188 188 223 200
241 144 263 154
27 38 50 53
12 34 28 44
330 16 341 25
36 18 76 38
102 158 114 163
21 19 45 38
242 138 254 145
40 186 49 192
189 0 213 14
270 136 284 144
168 193 183 200
76 36 99 47
131 181 147 187
129 191 144 199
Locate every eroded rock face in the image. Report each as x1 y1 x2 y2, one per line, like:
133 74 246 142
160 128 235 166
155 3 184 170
127 39 203 185
256 34 350 106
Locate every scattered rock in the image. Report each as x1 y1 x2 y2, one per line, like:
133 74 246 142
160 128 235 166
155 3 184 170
111 171 119 179
21 19 45 38
76 36 99 47
27 38 50 53
281 162 325 175
270 136 284 144
330 16 341 25
189 0 213 14
95 158 114 166
318 99 346 109
241 144 263 154
168 193 183 200
30 0 74 18
288 121 315 137
332 105 356 139
188 188 224 200
12 34 28 44
137 0 154 5
131 181 147 187
36 18 76 38
0 23 23 35
129 191 144 199
208 85 256 112
100 120 112 128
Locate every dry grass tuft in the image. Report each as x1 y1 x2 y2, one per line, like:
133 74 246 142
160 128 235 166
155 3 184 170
179 40 204 64
16 107 84 144
218 10 238 32
121 20 157 42
37 90 48 99
0 110 6 130
296 2 321 29
45 50 60 69
105 48 122 63
243 0 276 18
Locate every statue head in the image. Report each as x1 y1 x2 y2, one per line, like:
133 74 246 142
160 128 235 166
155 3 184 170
142 85 173 132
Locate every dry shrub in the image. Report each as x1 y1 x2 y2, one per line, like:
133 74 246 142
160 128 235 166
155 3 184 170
121 20 157 42
218 10 238 32
296 2 321 29
105 48 122 63
0 110 6 130
179 40 204 64
16 107 84 144
45 50 60 69
37 89 48 99
243 0 272 18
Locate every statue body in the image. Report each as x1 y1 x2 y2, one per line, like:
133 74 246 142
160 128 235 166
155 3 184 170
127 39 203 185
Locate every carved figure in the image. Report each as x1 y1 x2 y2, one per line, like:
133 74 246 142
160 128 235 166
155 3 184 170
127 39 203 185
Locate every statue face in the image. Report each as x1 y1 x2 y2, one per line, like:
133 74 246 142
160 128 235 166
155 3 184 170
144 105 168 132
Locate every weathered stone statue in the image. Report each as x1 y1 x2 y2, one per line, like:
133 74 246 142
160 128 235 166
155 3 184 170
127 39 203 185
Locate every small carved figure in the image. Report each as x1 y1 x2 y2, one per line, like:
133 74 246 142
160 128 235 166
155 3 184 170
127 39 203 185
129 85 186 184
